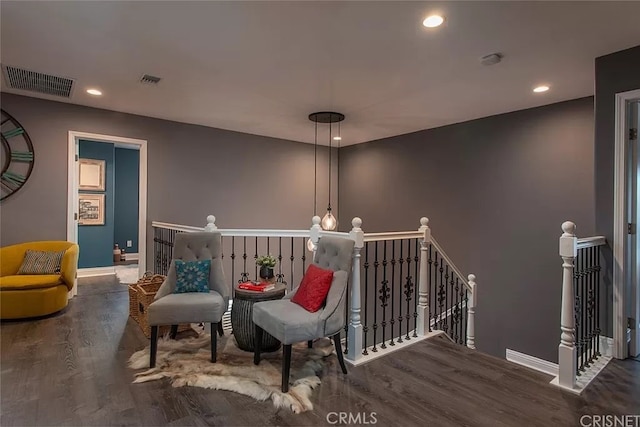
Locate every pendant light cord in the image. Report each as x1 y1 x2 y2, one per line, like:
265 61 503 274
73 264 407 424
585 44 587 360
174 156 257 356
336 121 340 225
328 117 332 210
314 119 318 216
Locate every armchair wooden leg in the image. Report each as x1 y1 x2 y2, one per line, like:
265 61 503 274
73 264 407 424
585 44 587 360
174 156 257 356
150 326 158 368
254 325 263 365
332 332 348 375
170 325 178 339
282 344 292 393
307 340 313 348
210 323 217 363
217 322 224 337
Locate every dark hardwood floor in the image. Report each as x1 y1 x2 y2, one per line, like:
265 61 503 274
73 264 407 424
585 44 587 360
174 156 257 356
1 276 637 426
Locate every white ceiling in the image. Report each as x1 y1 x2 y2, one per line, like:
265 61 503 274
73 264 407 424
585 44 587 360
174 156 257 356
1 1 639 146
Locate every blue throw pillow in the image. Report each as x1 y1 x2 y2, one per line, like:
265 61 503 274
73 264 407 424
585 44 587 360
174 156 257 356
174 259 211 293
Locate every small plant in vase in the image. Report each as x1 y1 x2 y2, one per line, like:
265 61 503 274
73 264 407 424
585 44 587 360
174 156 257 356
256 254 277 283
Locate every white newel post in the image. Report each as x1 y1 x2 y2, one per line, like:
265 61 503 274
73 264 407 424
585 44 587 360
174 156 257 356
347 217 364 362
558 221 577 389
466 274 477 349
417 217 431 336
310 215 321 256
204 215 217 231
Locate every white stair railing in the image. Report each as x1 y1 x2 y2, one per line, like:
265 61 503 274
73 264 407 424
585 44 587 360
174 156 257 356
557 221 607 391
151 214 476 364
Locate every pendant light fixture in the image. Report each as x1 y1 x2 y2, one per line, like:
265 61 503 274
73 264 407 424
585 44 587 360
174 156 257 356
306 119 319 251
308 111 344 231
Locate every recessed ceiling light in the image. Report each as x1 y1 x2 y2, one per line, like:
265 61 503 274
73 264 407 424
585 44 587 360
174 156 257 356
533 85 549 93
423 15 444 28
333 136 342 141
86 88 102 96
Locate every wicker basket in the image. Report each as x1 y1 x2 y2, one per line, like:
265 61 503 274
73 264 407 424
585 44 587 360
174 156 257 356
133 272 191 338
128 284 140 322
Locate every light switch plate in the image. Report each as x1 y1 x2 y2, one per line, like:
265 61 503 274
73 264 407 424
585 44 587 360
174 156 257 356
127 240 132 247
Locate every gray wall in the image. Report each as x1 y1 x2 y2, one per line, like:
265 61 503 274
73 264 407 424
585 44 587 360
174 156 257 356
0 93 336 268
339 97 596 362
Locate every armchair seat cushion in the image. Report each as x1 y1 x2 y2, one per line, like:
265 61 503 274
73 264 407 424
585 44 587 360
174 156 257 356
148 291 225 326
0 275 64 291
253 299 322 345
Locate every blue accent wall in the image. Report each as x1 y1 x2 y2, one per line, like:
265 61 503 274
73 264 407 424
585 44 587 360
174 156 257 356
114 148 139 253
78 140 115 268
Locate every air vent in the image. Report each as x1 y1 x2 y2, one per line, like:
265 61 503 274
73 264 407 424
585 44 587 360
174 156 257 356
140 74 161 85
3 65 74 97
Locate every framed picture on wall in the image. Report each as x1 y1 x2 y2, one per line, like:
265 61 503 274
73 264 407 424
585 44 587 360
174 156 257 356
79 158 105 191
79 193 105 225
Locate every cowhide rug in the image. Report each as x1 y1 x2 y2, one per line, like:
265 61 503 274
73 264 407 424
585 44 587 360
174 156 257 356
128 332 335 413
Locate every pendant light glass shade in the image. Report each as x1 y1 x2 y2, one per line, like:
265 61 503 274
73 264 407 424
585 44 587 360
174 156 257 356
321 209 337 231
307 237 314 251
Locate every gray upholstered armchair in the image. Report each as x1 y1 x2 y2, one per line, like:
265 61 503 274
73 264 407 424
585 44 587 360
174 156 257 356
148 231 230 367
252 235 355 392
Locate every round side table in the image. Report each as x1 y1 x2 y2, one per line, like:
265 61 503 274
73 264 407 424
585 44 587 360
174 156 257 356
232 282 286 352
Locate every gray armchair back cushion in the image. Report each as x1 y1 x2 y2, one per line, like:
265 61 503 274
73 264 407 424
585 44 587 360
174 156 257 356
314 236 354 272
155 232 230 307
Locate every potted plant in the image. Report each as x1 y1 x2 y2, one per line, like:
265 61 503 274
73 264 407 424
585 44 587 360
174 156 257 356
256 254 277 282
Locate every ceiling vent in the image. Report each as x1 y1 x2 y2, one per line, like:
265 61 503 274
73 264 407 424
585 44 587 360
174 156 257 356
2 65 74 98
140 74 161 85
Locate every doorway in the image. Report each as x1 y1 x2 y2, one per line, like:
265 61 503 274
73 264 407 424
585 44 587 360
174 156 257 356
614 90 640 359
67 131 147 291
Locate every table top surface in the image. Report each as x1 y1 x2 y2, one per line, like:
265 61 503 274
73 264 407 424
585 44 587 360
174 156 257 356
233 282 287 300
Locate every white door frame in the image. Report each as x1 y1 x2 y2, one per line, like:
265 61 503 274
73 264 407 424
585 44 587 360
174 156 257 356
613 88 640 359
67 131 148 282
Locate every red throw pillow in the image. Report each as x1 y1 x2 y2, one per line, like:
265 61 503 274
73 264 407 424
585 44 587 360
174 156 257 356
291 264 334 312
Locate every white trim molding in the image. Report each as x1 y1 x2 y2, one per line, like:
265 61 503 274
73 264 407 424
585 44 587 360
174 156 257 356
505 349 558 377
67 131 148 280
77 266 116 278
613 88 640 359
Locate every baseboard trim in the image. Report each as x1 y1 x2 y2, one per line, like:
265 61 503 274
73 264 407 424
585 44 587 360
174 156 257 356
77 266 116 278
506 348 558 377
124 253 139 261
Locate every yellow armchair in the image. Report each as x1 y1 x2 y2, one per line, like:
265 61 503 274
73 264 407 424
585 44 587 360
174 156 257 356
0 241 79 319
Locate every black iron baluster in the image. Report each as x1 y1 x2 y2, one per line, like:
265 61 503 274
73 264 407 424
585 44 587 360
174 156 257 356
443 265 450 335
595 245 601 357
437 253 445 331
290 238 295 292
589 246 596 362
363 242 370 355
413 239 419 337
581 248 587 372
449 267 455 341
404 239 413 340
254 237 259 280
301 237 306 273
231 237 236 294
379 241 389 349
240 237 248 283
428 243 433 333
462 288 468 345
276 237 284 283
390 240 396 345
372 241 379 352
453 277 460 344
397 240 404 344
